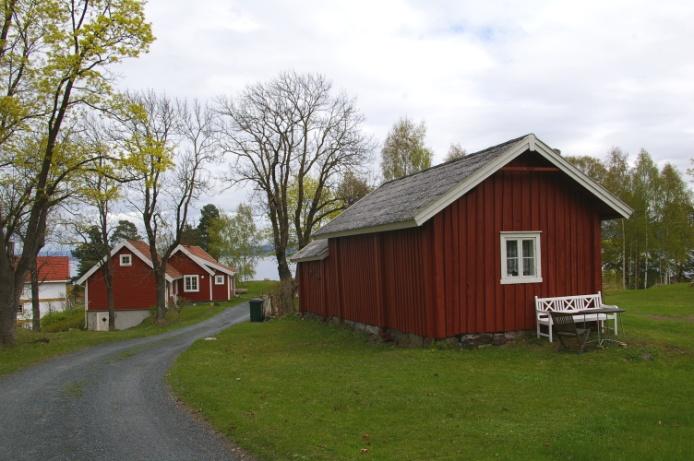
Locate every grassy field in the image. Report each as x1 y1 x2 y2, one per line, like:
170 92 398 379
169 283 694 461
0 280 277 377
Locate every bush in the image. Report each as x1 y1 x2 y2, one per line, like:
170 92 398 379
41 308 85 332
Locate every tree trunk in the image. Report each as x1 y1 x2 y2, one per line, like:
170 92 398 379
621 219 626 290
155 269 167 323
102 259 115 331
644 232 648 289
0 265 21 345
31 262 40 332
276 248 292 282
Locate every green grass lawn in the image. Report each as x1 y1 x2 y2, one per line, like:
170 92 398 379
169 283 694 461
0 280 277 377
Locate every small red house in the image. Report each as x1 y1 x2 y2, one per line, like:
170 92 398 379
167 244 236 304
292 134 633 341
76 240 235 330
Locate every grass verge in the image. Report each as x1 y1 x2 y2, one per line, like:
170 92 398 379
169 283 694 460
0 280 277 377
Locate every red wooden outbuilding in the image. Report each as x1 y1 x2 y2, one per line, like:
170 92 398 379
292 134 632 340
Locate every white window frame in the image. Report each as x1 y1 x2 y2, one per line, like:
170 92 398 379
183 275 200 292
119 254 132 267
214 274 225 285
500 231 542 284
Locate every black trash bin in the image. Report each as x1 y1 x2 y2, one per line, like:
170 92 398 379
249 298 264 322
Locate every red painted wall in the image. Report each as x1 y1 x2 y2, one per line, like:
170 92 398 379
211 272 231 301
298 152 604 338
168 251 231 302
168 252 212 303
87 247 158 310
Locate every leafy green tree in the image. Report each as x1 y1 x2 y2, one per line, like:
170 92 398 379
381 117 432 181
180 223 199 246
196 204 219 252
629 150 661 288
0 0 154 345
565 155 608 181
209 204 260 281
110 220 140 246
336 170 372 207
72 226 106 277
445 143 467 162
654 164 693 282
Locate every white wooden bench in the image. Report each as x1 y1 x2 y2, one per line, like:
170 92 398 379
535 292 620 342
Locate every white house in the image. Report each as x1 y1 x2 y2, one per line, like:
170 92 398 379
18 256 71 324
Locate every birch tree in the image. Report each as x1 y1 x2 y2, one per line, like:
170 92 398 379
381 117 432 181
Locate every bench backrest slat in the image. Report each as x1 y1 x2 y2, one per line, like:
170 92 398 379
535 292 603 313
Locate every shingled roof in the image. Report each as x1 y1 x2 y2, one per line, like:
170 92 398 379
313 134 632 240
290 239 329 263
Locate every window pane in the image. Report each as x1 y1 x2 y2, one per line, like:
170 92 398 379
507 257 518 276
523 257 535 276
522 239 534 257
506 240 518 258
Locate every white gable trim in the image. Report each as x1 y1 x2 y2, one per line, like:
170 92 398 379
171 245 236 276
75 241 180 285
415 134 632 226
314 134 632 240
171 245 216 275
201 260 235 276
532 137 633 218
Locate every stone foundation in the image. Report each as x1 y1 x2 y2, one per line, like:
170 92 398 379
300 312 531 348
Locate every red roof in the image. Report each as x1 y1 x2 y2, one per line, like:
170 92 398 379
184 245 235 272
127 240 183 279
26 256 70 283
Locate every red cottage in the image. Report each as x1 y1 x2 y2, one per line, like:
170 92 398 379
167 244 236 304
291 134 633 341
76 240 235 330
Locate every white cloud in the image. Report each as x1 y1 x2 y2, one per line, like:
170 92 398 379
113 0 694 215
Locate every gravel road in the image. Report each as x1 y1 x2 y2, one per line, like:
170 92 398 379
0 303 250 461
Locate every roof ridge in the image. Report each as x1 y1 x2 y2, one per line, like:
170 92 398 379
379 133 533 187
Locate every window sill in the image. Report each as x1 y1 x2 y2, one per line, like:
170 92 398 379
500 277 543 285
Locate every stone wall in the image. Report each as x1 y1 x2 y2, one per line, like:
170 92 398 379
301 312 531 348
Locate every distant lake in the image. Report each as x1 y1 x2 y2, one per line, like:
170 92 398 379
252 256 296 281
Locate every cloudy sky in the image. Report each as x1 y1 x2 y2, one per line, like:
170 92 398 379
114 0 694 212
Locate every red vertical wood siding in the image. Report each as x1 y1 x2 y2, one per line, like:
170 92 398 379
298 153 605 338
87 247 158 310
168 252 212 302
298 261 326 316
211 272 230 301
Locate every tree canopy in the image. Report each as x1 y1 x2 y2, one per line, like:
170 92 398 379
217 72 371 285
0 0 154 344
209 204 260 281
567 150 694 288
381 118 432 181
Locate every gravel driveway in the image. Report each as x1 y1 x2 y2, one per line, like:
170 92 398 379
0 303 250 461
